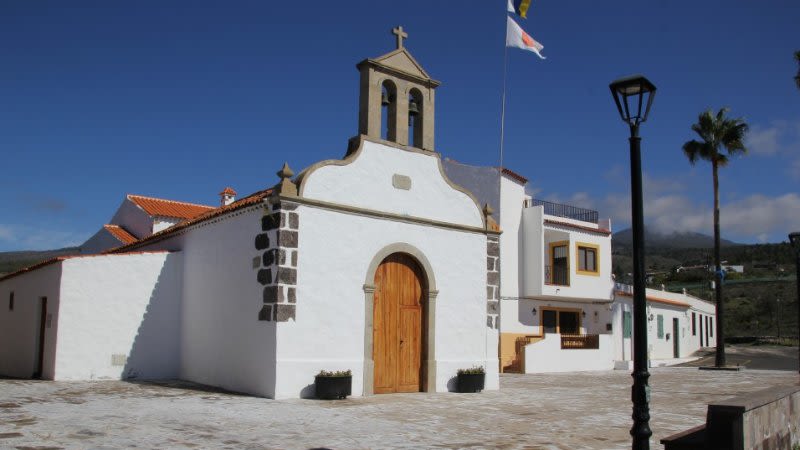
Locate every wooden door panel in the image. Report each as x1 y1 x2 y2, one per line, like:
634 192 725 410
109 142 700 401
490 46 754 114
397 307 421 392
373 254 425 394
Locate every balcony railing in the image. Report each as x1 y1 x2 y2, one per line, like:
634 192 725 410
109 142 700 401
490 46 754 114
545 265 569 286
524 198 599 224
561 334 600 349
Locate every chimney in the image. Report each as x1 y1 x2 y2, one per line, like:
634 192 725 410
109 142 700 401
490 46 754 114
219 187 237 206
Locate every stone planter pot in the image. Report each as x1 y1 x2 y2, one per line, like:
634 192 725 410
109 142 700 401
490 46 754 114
315 375 352 400
457 373 485 393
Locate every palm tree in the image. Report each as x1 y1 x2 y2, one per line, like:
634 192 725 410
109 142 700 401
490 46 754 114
682 108 748 367
795 50 800 89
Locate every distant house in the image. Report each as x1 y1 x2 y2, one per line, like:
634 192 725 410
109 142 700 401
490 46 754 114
80 194 218 254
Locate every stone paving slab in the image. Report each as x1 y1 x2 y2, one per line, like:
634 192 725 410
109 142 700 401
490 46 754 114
0 368 796 449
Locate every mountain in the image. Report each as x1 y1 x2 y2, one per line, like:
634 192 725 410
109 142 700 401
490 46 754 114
612 227 739 249
0 247 81 276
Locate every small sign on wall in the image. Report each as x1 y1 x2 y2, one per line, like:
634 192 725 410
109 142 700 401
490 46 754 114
111 354 128 366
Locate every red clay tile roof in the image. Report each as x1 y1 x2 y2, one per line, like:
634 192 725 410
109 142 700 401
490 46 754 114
103 224 137 245
108 188 273 254
501 167 528 184
219 187 237 196
128 194 214 220
614 290 690 308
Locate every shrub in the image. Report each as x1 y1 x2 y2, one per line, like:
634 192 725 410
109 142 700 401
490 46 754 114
457 366 485 375
316 369 352 377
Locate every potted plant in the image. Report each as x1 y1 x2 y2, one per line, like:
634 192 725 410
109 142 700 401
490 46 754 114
456 366 485 393
314 369 352 400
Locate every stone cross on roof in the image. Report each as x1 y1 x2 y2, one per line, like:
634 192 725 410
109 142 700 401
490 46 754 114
392 26 408 49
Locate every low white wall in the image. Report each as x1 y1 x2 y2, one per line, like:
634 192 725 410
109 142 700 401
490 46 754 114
524 333 613 373
55 252 182 380
0 264 62 379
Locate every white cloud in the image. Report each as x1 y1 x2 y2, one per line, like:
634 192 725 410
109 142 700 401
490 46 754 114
747 125 781 155
746 118 800 179
0 225 14 241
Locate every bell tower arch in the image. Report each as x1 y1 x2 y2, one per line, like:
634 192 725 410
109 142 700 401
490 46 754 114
357 26 440 151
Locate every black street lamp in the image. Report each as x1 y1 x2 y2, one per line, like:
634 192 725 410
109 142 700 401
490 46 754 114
789 232 800 375
610 74 656 450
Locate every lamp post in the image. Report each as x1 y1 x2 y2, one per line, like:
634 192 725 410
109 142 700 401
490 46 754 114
789 232 800 375
610 75 656 450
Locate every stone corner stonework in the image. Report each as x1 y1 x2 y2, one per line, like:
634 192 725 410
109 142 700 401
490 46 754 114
255 198 300 323
486 235 500 329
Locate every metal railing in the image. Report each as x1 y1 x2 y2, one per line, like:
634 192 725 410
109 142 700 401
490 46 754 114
545 265 570 286
524 198 599 224
561 334 600 349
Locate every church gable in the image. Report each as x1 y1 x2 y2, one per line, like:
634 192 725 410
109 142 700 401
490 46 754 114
297 137 484 229
372 49 431 80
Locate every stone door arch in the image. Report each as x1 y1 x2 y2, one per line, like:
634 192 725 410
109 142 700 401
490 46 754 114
363 244 437 395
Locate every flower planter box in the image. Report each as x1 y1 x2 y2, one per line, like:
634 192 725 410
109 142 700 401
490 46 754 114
457 372 485 393
315 375 352 400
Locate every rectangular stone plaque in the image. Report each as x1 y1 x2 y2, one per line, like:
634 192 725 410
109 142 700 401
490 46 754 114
392 174 412 190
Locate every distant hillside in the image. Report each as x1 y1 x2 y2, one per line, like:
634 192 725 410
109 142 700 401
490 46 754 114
0 247 81 276
612 227 739 249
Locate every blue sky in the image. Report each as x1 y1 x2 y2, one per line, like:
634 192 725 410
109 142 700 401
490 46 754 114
1 0 799 251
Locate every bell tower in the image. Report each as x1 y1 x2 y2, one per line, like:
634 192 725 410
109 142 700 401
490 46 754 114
357 26 440 151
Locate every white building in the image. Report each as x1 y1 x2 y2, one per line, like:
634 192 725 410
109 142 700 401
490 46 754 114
443 161 717 374
0 32 501 398
81 194 216 254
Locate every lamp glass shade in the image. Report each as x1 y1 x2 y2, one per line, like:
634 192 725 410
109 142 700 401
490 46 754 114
609 75 657 126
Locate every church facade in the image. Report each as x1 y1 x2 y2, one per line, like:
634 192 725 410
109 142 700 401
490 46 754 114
0 29 501 398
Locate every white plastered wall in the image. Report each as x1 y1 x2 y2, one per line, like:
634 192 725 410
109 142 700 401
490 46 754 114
278 205 493 398
110 197 155 239
177 206 278 398
300 140 483 228
613 288 717 363
288 140 495 398
0 264 62 379
55 252 182 380
81 228 124 254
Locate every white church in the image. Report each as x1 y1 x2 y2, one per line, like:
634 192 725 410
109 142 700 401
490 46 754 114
0 28 716 398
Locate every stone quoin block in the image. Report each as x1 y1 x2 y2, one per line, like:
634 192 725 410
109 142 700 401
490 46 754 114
288 287 296 303
487 286 494 300
487 241 499 257
274 304 296 322
258 305 272 321
288 212 299 229
486 316 494 328
291 251 297 267
273 201 298 211
276 267 297 284
254 233 270 250
263 285 281 303
487 271 499 286
279 230 298 248
261 213 280 231
278 249 286 265
262 249 276 267
257 269 272 285
487 301 499 314
487 257 495 271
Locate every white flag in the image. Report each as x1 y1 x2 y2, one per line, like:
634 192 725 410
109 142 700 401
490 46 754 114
507 0 515 13
506 16 545 59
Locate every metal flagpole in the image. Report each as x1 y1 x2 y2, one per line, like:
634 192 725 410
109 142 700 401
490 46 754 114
499 34 509 168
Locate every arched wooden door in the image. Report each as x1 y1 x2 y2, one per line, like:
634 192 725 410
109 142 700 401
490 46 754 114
373 253 426 394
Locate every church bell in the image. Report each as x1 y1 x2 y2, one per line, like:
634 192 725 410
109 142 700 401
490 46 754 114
408 100 420 116
381 91 393 106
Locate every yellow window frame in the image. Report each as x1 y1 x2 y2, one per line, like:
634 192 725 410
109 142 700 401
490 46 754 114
575 242 600 276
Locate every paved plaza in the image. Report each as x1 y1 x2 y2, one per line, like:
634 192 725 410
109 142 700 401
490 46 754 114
1 366 797 449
